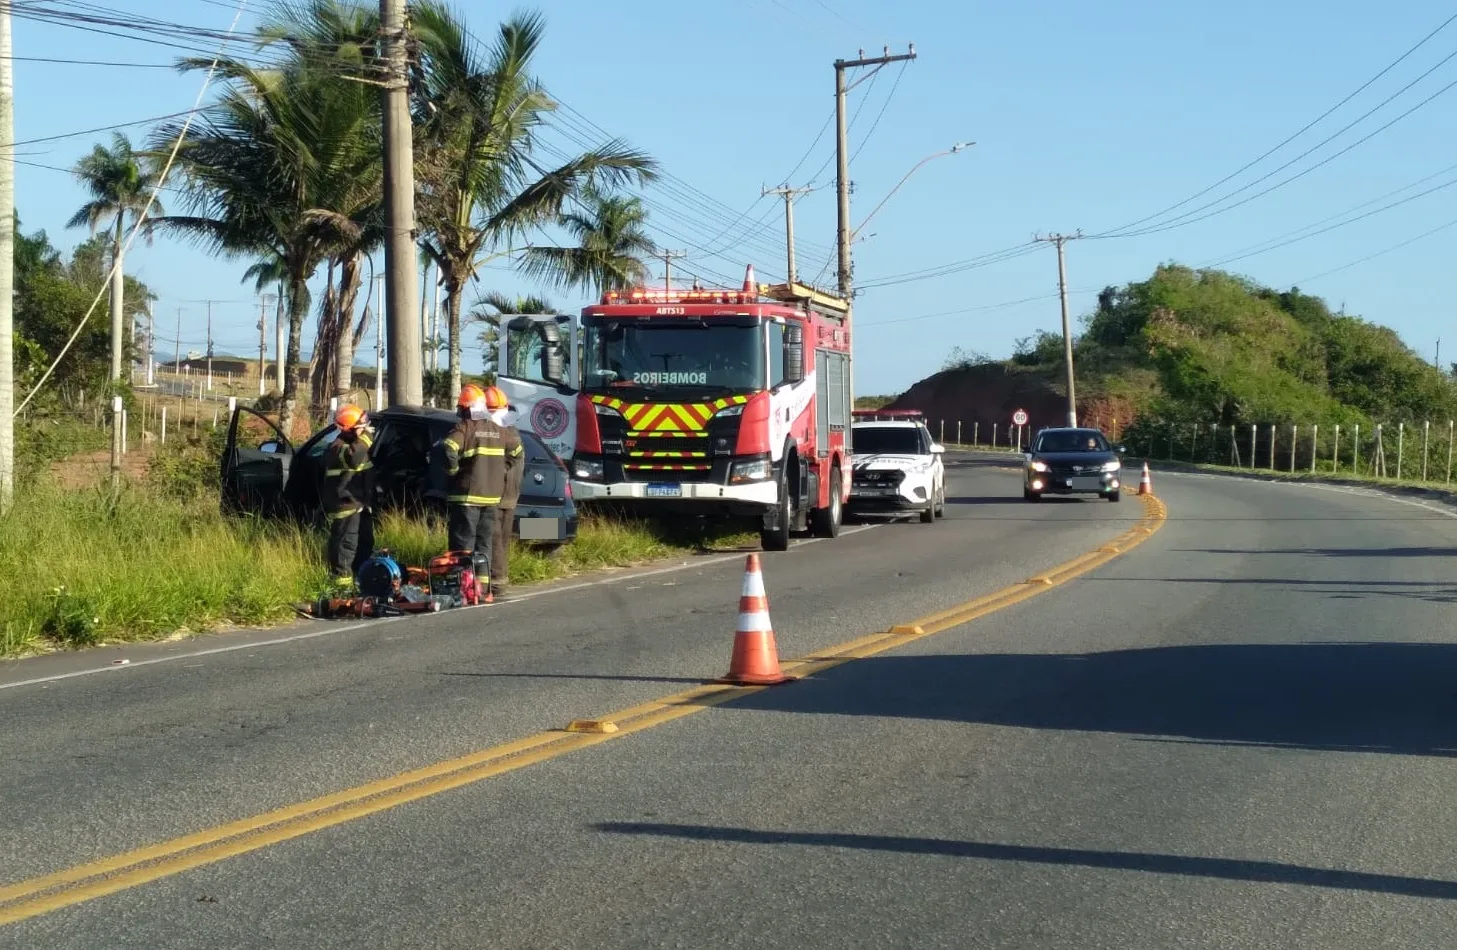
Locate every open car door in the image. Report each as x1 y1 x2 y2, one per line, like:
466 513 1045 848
220 406 295 517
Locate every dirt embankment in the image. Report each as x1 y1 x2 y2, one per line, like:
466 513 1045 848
886 363 1141 440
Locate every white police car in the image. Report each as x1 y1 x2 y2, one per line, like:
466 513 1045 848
847 409 946 523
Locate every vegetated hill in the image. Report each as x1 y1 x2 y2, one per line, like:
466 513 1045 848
888 264 1457 446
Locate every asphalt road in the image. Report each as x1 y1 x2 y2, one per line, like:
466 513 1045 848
5 458 1457 948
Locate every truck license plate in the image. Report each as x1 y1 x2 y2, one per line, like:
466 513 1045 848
645 483 682 498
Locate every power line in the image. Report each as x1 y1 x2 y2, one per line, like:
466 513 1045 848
849 59 908 162
1201 171 1457 268
0 107 200 149
1288 215 1457 285
1195 156 1457 265
1 53 172 67
1092 11 1457 238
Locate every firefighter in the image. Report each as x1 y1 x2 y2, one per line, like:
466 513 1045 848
323 404 375 588
442 383 523 597
489 390 523 600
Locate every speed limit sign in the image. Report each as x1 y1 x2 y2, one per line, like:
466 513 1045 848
1012 408 1028 426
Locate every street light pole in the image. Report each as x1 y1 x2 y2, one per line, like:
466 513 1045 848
852 142 973 241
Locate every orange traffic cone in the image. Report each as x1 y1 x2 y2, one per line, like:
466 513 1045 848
720 553 791 685
1138 462 1152 495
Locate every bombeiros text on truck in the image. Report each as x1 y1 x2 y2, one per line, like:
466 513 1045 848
496 265 853 551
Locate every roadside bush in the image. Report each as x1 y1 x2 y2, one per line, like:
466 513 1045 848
146 425 229 501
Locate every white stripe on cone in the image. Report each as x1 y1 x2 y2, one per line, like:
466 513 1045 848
737 610 772 632
741 570 766 599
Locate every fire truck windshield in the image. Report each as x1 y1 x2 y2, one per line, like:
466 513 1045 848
581 318 765 394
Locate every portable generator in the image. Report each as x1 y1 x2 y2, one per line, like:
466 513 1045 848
427 551 484 608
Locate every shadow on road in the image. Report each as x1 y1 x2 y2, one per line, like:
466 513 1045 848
1083 576 1457 604
730 642 1457 758
593 823 1457 899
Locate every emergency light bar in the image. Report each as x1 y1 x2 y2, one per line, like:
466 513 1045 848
601 288 760 305
852 408 924 420
601 263 768 306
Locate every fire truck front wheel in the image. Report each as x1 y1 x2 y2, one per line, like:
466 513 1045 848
809 469 842 538
760 463 793 552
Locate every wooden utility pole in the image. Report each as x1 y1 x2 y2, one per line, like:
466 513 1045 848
381 0 422 407
0 0 14 507
652 248 687 290
145 300 155 387
257 297 268 396
173 307 182 373
1036 231 1083 427
761 184 813 283
834 45 916 304
205 301 214 392
374 275 385 410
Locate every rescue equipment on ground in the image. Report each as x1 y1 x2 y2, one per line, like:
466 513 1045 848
300 548 494 618
426 550 488 608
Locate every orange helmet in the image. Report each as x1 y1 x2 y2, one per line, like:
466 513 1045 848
457 384 486 412
335 404 368 430
483 385 509 411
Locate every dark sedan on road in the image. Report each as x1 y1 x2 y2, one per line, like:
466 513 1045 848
220 405 578 546
1023 426 1126 502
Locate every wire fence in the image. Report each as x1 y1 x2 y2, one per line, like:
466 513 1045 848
925 412 1457 486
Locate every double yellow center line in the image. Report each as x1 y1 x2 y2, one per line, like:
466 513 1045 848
0 493 1166 926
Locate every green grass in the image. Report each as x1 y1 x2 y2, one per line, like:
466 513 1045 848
0 482 324 656
0 482 761 657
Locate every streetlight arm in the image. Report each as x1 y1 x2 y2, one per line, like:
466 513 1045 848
852 142 973 240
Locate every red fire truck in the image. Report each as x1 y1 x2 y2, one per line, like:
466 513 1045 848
496 266 853 550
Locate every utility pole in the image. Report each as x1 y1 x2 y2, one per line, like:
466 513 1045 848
1036 231 1083 427
419 259 431 372
145 301 155 387
257 297 268 397
1435 338 1440 372
374 274 385 410
0 0 14 507
173 307 182 375
430 268 441 374
274 290 284 394
381 0 422 407
835 45 916 303
205 301 214 392
761 184 813 283
652 248 687 290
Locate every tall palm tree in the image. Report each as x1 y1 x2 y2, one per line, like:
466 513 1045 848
518 183 654 295
410 5 658 399
66 131 162 385
153 0 381 435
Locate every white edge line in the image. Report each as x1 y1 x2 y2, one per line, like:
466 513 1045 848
1163 469 1457 520
0 524 879 692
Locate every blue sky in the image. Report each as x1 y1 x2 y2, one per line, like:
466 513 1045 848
11 0 1457 394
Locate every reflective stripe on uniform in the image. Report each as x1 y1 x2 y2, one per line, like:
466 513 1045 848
324 460 372 477
460 446 506 458
447 494 502 506
326 506 362 520
509 444 523 457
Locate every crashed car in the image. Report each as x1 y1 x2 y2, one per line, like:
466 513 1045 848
220 404 578 546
